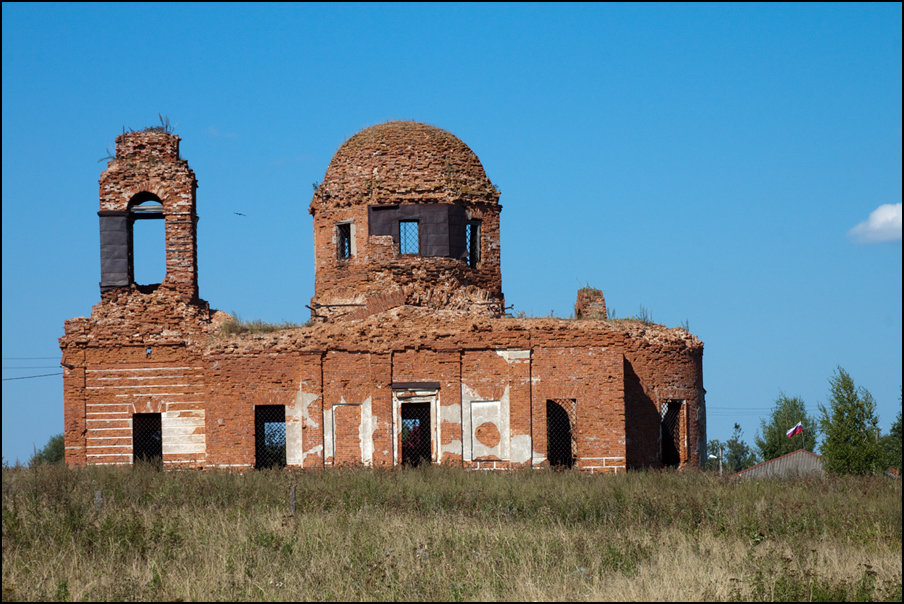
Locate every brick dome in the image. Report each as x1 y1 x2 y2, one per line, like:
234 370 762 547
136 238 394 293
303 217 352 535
312 121 499 211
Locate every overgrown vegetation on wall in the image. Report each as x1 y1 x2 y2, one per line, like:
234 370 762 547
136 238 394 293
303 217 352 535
218 315 309 336
2 464 900 601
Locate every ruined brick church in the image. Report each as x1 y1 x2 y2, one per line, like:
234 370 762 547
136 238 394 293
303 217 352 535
61 121 705 472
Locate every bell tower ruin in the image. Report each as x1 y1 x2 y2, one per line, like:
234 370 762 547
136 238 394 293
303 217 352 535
98 129 199 302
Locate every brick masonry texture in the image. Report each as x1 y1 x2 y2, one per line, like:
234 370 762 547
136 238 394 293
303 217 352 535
310 122 503 320
61 122 705 473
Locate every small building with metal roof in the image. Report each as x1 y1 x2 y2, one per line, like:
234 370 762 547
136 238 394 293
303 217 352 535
735 449 824 479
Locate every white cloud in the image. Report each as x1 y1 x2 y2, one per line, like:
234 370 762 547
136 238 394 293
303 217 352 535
848 203 902 244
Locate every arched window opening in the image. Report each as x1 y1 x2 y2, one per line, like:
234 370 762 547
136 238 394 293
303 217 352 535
129 196 166 286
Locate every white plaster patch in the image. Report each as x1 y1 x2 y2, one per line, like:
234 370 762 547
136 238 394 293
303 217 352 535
510 434 533 464
460 383 483 462
285 386 306 466
440 402 461 424
359 396 375 467
442 439 462 457
161 408 205 457
301 443 323 466
462 385 511 463
298 385 320 429
323 405 334 464
495 349 530 363
440 402 462 460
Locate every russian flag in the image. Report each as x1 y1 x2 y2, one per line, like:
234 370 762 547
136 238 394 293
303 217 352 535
786 422 803 438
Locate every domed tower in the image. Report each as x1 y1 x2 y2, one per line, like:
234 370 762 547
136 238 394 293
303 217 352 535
309 121 503 320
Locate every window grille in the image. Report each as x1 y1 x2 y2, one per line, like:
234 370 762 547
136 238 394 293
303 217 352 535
661 400 682 467
133 413 162 466
337 223 351 259
546 399 576 468
400 220 419 255
401 402 431 466
466 220 480 267
255 405 286 469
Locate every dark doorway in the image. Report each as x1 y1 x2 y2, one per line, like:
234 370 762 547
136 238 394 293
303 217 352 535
255 405 286 469
546 400 575 468
661 400 683 467
401 403 431 466
133 413 162 466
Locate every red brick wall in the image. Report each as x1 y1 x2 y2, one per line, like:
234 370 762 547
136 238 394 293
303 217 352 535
62 127 705 474
531 345 626 473
99 130 199 301
309 122 503 320
623 331 705 468
392 349 463 464
204 351 308 468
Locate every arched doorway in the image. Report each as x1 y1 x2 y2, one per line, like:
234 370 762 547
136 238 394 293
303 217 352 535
546 399 575 468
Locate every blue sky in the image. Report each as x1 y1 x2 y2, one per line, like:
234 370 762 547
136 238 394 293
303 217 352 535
2 3 901 464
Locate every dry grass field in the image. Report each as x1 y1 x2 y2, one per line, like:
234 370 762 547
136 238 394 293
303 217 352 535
2 463 901 601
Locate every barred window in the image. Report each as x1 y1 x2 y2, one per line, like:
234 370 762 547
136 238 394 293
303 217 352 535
466 220 481 267
401 402 431 467
400 220 419 255
661 400 683 468
337 223 352 259
255 405 286 469
133 413 162 466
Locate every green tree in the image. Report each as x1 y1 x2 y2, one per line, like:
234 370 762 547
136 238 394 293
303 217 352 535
755 394 818 461
29 433 64 466
818 367 881 475
878 400 901 473
703 439 723 472
724 423 757 472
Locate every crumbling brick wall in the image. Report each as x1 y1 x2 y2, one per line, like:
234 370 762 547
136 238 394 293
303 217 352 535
575 287 607 320
62 124 705 473
98 130 199 301
309 122 503 320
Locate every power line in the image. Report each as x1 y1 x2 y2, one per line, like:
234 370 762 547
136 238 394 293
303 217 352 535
2 372 63 381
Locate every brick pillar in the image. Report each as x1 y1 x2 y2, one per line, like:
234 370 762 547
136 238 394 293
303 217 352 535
62 363 86 466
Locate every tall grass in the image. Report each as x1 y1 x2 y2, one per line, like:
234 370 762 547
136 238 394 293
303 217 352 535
2 464 901 601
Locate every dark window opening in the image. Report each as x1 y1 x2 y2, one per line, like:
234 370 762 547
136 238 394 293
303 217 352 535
466 220 481 267
133 413 162 467
661 400 683 467
337 223 352 259
255 405 286 469
401 402 431 466
547 399 576 469
129 197 166 286
400 220 419 255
